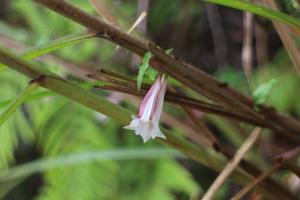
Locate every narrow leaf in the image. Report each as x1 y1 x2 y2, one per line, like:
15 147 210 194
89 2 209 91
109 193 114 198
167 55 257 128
145 68 158 81
142 49 172 82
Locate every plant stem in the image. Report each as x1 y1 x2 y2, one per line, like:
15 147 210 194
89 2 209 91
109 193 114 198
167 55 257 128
31 0 300 144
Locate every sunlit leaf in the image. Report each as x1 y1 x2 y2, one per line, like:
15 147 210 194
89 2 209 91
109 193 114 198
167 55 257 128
145 68 158 81
252 79 279 105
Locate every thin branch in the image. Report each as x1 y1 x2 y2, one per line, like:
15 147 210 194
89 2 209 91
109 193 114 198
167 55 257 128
94 81 269 126
116 11 147 50
127 11 147 34
202 127 262 200
231 145 300 200
230 163 281 200
136 0 149 33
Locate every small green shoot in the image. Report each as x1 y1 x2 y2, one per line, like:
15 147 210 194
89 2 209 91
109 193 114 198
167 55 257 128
137 51 153 91
252 79 279 105
137 48 173 89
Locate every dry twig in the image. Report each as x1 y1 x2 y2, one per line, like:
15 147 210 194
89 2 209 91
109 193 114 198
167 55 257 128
202 127 262 200
231 145 300 199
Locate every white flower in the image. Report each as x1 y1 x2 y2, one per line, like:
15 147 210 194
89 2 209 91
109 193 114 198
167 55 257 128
124 73 167 142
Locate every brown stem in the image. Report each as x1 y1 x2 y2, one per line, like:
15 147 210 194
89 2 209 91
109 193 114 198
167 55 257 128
32 0 300 143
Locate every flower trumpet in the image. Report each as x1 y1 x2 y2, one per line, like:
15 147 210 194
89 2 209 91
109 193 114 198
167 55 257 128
124 73 167 142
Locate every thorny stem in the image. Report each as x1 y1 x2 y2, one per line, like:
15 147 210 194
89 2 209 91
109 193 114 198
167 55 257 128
90 69 279 127
32 0 300 144
90 69 258 128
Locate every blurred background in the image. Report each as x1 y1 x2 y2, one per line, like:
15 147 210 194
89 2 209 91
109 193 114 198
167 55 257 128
1 0 300 199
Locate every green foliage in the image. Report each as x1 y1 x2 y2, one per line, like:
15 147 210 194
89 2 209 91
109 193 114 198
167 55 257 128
137 52 153 91
137 49 173 90
253 79 279 105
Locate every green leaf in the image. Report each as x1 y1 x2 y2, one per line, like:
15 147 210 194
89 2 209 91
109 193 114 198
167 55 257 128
252 79 279 105
0 82 39 127
137 52 153 91
204 0 300 27
138 49 173 83
145 68 158 81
